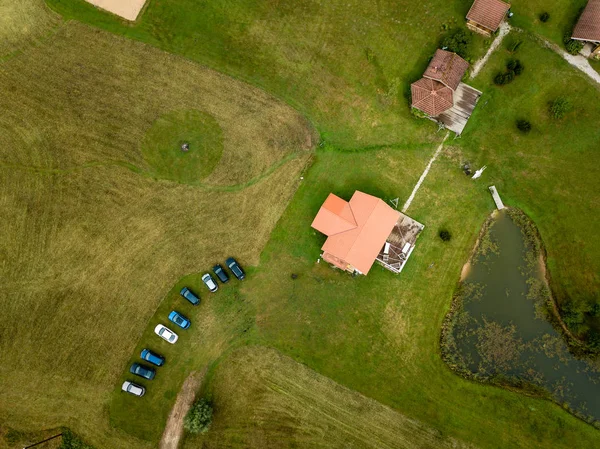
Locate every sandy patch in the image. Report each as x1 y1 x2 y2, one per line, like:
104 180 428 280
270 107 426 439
85 0 147 21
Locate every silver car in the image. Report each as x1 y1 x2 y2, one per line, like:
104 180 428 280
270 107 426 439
122 381 145 397
202 273 218 292
154 324 178 344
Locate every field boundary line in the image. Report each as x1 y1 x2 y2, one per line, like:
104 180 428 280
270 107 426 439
402 132 449 213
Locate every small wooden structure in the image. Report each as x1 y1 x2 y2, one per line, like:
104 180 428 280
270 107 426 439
466 0 511 37
572 0 600 59
376 213 424 274
489 185 505 210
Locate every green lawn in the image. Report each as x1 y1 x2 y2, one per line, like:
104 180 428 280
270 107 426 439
46 0 491 149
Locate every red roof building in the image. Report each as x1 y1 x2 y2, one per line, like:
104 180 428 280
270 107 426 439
423 50 469 91
311 192 400 275
573 0 600 44
410 78 454 117
466 0 511 36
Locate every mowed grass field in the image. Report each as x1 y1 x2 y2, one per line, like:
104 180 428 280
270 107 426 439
0 3 313 447
2 1 600 449
185 346 477 449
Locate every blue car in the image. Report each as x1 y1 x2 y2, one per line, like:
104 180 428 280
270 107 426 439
226 257 245 280
140 349 165 367
180 287 200 306
130 363 156 380
168 311 191 329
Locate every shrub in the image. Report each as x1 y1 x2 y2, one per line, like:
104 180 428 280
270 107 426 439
184 398 213 434
514 62 524 76
563 34 584 55
516 119 531 133
549 97 571 119
439 229 451 242
440 28 471 58
540 12 550 23
494 73 506 85
60 430 94 449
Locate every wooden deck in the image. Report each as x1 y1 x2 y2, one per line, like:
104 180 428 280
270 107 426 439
436 83 482 135
376 213 424 274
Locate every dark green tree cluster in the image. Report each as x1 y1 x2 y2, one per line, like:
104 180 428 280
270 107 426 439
184 398 213 434
516 119 531 133
494 60 524 85
539 12 550 23
561 297 600 353
439 229 452 242
440 29 472 59
563 34 584 55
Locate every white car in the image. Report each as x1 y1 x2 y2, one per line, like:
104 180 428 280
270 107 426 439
122 381 145 397
202 273 218 292
154 324 178 344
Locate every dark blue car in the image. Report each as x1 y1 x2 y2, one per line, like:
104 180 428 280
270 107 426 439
226 257 245 280
168 311 191 329
180 287 200 306
130 363 156 380
140 349 165 367
212 264 229 283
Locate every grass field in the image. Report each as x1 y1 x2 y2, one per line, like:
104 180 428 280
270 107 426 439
2 0 600 448
185 346 477 449
0 5 313 448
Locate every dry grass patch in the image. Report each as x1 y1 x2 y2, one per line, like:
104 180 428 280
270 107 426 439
185 346 476 449
0 17 313 449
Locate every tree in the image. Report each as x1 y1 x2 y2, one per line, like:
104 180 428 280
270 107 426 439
516 119 531 133
439 229 451 242
539 12 550 23
563 34 583 55
184 398 213 434
440 29 472 58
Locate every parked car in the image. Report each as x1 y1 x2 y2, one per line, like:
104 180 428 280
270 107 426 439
202 273 218 292
226 257 245 280
141 348 165 367
212 264 229 283
122 381 145 397
129 363 156 380
168 310 191 329
154 324 178 344
180 287 200 306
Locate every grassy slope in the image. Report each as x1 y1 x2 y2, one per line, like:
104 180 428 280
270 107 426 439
46 0 489 149
185 346 476 449
0 11 313 449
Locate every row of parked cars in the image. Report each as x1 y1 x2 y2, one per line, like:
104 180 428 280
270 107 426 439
121 258 245 397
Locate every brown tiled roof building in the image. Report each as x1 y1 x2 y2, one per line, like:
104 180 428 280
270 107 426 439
423 50 469 91
573 0 600 43
466 0 511 34
410 78 454 117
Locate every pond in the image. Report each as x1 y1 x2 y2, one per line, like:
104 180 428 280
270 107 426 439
442 209 600 426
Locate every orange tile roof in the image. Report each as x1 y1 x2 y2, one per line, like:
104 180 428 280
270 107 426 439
573 0 600 43
466 0 511 33
411 78 454 117
423 50 469 91
311 191 400 274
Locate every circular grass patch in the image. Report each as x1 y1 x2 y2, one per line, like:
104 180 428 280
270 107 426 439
141 110 223 184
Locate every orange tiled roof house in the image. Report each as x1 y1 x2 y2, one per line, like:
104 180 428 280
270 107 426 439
572 0 600 58
466 0 511 37
311 191 424 276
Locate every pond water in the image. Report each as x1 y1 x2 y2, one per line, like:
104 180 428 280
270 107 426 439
448 210 600 424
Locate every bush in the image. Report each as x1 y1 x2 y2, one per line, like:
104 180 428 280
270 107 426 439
494 73 506 85
184 398 213 434
440 28 471 58
60 430 94 449
516 119 531 133
439 229 451 242
549 97 571 119
563 34 584 55
540 12 550 23
507 59 524 75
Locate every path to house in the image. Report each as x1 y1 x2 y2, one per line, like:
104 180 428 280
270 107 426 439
470 22 511 79
402 132 449 213
531 33 600 86
159 368 207 449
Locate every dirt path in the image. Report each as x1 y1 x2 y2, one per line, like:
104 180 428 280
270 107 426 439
159 368 207 449
401 132 449 213
470 22 511 79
